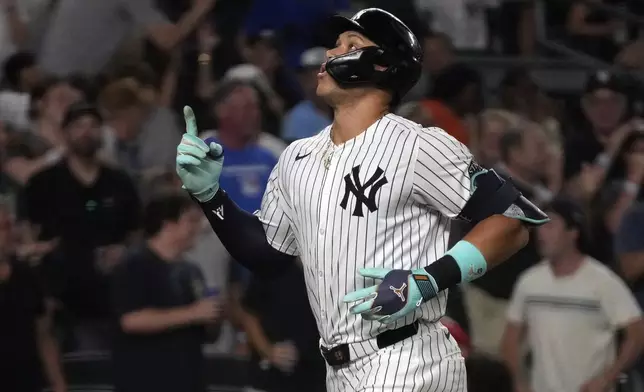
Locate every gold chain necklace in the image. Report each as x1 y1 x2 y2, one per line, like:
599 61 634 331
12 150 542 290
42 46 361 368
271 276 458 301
323 128 335 170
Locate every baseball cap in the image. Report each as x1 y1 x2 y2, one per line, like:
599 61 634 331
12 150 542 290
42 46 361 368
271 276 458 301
543 196 586 230
62 102 102 128
222 64 273 96
299 47 327 69
584 70 626 95
543 196 591 252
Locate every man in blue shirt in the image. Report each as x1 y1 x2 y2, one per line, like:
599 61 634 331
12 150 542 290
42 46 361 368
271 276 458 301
200 80 278 212
281 47 332 142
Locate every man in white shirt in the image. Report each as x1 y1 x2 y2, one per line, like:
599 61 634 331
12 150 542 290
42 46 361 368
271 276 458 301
501 197 644 392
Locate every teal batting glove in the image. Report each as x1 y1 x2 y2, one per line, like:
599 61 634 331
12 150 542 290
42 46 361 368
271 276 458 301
343 267 439 325
176 106 224 203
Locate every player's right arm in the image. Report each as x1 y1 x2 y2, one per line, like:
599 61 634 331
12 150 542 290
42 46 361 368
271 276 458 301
176 106 297 277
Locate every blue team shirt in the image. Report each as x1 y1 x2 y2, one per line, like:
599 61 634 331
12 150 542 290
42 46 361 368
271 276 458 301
216 140 278 214
281 100 332 141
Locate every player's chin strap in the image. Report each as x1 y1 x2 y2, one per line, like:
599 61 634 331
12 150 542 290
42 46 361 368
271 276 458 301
415 169 550 300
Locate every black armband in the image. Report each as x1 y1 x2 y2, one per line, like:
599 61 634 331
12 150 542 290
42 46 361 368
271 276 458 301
196 189 296 277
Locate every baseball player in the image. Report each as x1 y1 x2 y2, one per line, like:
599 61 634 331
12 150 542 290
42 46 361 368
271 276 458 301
176 8 549 391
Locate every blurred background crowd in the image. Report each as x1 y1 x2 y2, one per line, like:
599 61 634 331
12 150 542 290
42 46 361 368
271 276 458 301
2 0 644 391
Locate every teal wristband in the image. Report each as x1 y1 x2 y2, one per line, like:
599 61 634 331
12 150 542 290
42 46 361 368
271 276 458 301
445 240 487 282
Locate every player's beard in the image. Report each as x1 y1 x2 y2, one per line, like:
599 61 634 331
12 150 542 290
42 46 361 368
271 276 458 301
69 137 102 159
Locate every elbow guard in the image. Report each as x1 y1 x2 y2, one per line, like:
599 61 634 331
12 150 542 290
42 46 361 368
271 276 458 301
458 169 550 227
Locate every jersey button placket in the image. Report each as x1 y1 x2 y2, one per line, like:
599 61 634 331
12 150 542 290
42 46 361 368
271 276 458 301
317 143 338 341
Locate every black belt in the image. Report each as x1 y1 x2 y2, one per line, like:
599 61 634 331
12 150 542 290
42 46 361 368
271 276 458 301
320 322 419 367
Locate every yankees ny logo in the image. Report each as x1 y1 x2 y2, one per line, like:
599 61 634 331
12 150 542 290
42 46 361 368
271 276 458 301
390 283 407 302
340 165 388 217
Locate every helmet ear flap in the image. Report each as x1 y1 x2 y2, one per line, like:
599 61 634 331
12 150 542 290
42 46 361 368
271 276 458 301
371 50 402 88
365 47 392 83
326 46 384 87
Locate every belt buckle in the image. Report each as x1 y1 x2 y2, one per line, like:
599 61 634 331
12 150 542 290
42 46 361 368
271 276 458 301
332 349 346 362
321 344 350 367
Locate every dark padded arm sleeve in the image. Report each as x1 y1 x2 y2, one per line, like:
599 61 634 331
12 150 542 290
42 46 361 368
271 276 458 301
197 189 296 277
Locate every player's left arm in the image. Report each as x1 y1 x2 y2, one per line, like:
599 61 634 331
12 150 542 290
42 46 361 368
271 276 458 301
344 129 549 323
410 129 548 275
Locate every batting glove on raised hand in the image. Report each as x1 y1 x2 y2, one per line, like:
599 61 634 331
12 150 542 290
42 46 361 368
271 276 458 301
343 267 439 324
176 106 224 203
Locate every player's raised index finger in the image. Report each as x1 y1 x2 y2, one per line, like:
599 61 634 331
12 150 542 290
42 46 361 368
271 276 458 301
183 106 198 136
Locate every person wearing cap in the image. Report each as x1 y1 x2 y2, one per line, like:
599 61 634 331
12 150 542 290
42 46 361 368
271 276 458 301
564 70 633 184
19 102 142 350
502 197 644 392
281 47 332 142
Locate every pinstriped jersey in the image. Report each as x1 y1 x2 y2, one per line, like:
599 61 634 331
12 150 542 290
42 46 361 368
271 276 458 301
258 113 474 347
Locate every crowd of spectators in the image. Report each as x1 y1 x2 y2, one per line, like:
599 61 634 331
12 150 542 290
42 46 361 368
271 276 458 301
1 0 644 392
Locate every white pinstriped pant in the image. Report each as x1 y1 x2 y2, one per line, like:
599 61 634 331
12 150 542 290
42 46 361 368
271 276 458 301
325 321 467 392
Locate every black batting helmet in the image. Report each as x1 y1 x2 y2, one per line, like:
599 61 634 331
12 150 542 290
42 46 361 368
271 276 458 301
325 8 423 103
